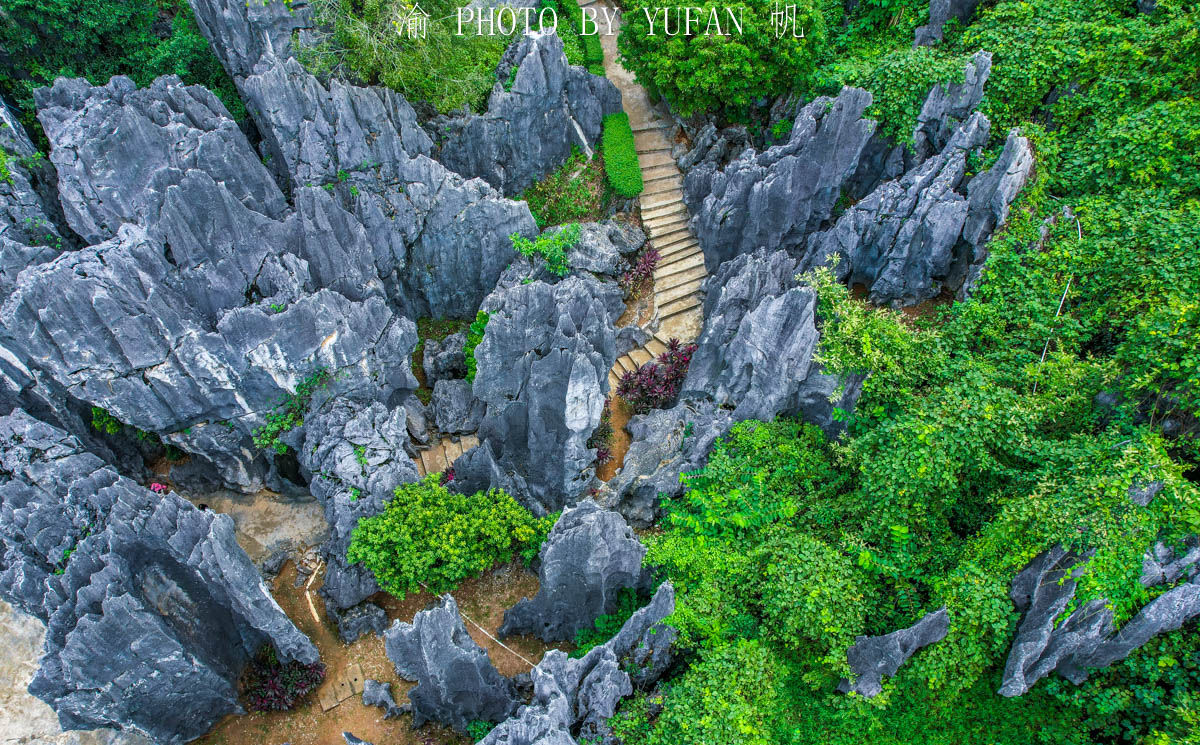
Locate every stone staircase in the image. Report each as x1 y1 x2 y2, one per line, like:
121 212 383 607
586 0 708 394
414 433 480 478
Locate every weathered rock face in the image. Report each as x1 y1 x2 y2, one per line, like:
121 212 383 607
566 220 645 277
683 249 863 431
837 607 949 697
1140 537 1200 588
431 32 621 196
187 0 311 79
361 679 407 719
600 401 734 527
296 398 421 614
423 333 468 387
999 543 1200 696
500 501 646 642
914 0 988 46
912 52 992 164
433 379 487 436
384 594 518 732
337 601 390 645
0 410 317 744
684 87 878 271
455 275 623 513
482 582 677 745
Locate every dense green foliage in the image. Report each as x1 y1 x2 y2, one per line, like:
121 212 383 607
302 0 513 113
600 112 643 198
613 2 1200 738
463 310 490 384
617 0 825 118
521 147 608 228
0 0 243 130
554 0 605 74
510 223 581 277
346 475 553 598
252 368 333 454
570 586 647 658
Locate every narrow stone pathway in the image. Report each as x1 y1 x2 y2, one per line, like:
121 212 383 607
414 433 480 478
583 0 708 392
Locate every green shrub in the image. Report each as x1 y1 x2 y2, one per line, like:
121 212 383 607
521 147 607 228
570 586 647 657
463 311 490 384
346 475 546 598
510 223 582 277
0 148 11 184
252 367 333 454
601 112 643 198
617 0 826 118
0 0 243 132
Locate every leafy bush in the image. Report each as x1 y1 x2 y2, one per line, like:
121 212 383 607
240 645 325 712
0 0 243 131
521 148 607 228
570 586 646 657
252 367 334 454
302 0 514 113
616 339 695 414
617 0 825 118
346 475 547 598
620 246 661 298
601 112 643 198
463 311 490 384
510 223 581 277
466 719 496 742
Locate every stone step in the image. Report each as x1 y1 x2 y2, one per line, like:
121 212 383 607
645 337 669 356
641 163 679 182
645 214 689 235
642 179 683 200
635 142 672 157
650 226 692 247
460 434 479 451
420 445 447 475
656 278 703 306
634 129 671 149
616 355 636 373
629 347 654 367
657 263 707 290
659 294 702 319
642 190 683 210
655 251 706 278
608 370 620 391
643 201 686 224
631 120 665 134
658 243 701 267
444 438 463 463
638 151 674 170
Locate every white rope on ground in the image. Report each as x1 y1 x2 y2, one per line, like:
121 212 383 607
1032 213 1082 395
417 580 537 667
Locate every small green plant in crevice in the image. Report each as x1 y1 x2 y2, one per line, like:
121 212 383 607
587 398 615 465
464 310 491 383
570 586 649 658
269 302 286 313
252 367 334 454
510 222 581 278
346 474 548 598
353 444 368 469
467 719 496 742
90 406 123 436
504 64 520 91
0 148 11 184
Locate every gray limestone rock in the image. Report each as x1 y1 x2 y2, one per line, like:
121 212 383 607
431 32 622 196
599 400 734 528
458 276 623 513
566 220 646 278
1129 480 1164 507
685 87 878 271
1140 537 1200 588
187 0 311 79
384 594 518 732
342 734 373 745
912 52 992 164
682 249 862 433
837 607 950 697
423 333 468 387
500 500 646 642
0 410 317 744
337 601 390 644
913 0 988 46
297 398 421 613
481 582 676 745
432 379 487 435
362 679 407 719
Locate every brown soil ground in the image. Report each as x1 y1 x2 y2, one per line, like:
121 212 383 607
196 561 563 745
596 397 634 482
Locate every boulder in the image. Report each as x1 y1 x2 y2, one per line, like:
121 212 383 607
384 594 518 732
423 332 468 387
913 0 988 46
431 32 622 196
482 582 676 745
684 87 877 271
187 0 311 79
500 501 646 642
337 601 390 645
837 608 949 697
362 679 407 719
565 220 646 278
0 410 317 744
683 249 863 432
432 379 486 435
1140 537 1200 588
296 398 421 614
457 276 623 513
600 401 734 528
